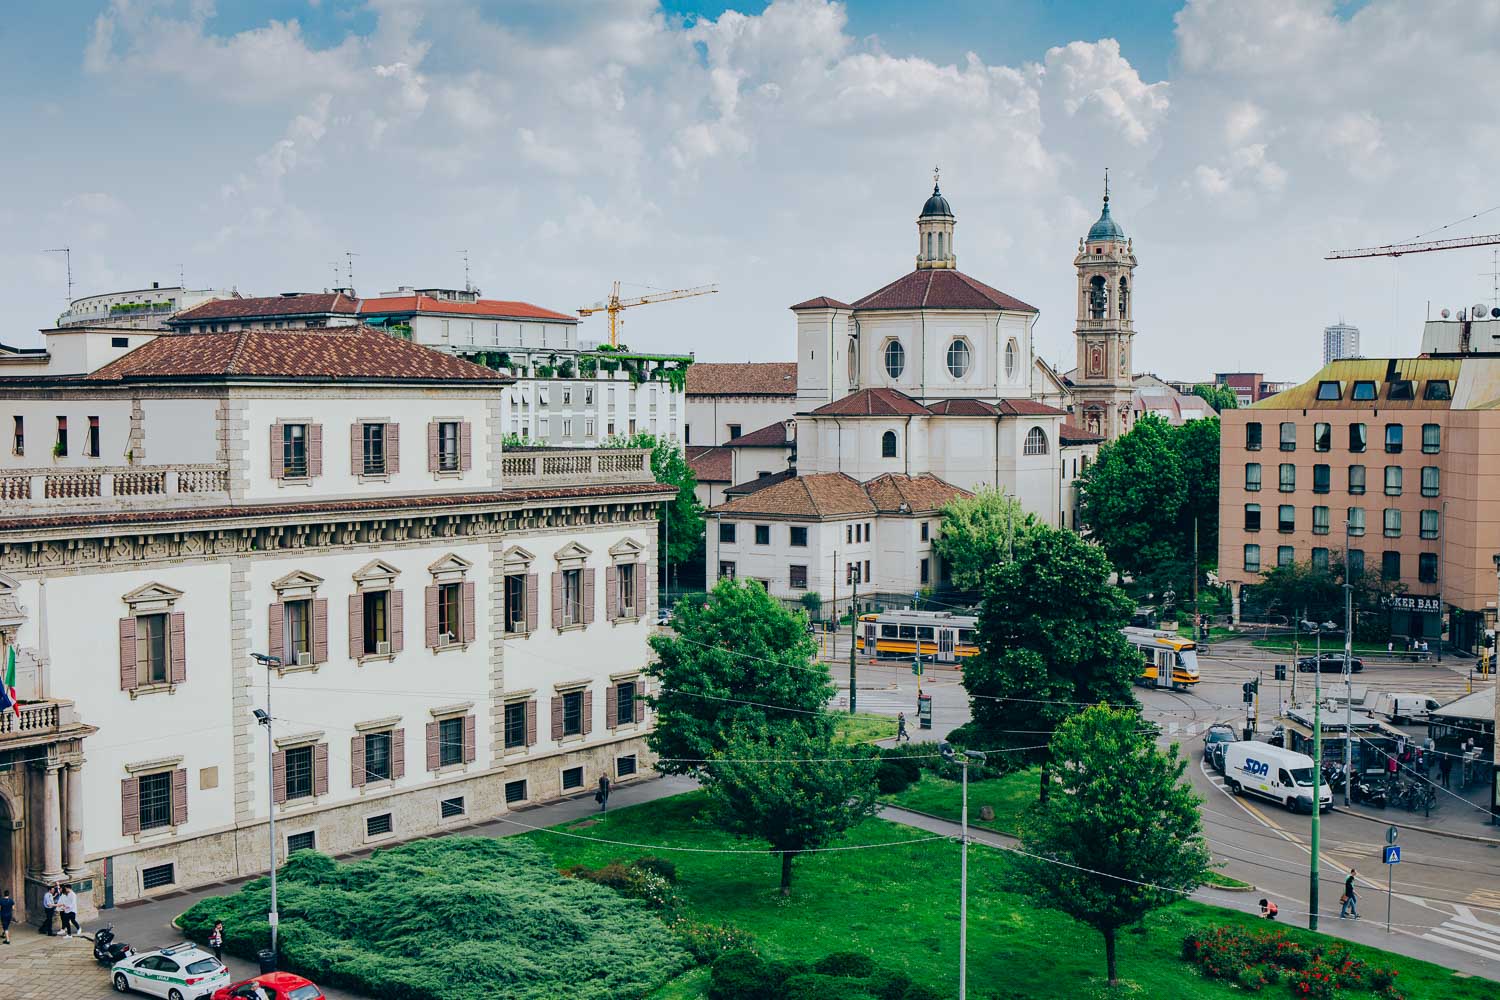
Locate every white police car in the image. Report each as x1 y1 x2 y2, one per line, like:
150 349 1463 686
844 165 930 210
112 942 231 999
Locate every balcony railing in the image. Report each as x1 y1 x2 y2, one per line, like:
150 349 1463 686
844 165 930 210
502 447 654 488
0 464 229 509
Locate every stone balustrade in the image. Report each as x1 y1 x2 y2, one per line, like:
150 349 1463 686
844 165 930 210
0 699 74 743
502 448 654 488
0 464 229 509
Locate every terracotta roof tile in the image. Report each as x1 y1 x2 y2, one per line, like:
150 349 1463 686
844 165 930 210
809 387 930 416
862 473 972 513
85 326 508 383
725 420 793 447
1059 421 1104 445
924 398 997 416
686 362 798 396
851 269 1038 313
360 293 575 323
710 472 968 519
686 446 733 483
790 296 852 311
175 292 358 321
724 468 798 496
995 398 1068 417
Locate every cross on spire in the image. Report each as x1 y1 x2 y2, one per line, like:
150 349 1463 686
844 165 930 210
933 165 941 191
1103 167 1110 203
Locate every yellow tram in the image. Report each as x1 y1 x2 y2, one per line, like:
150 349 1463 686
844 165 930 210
1123 626 1201 689
854 610 980 663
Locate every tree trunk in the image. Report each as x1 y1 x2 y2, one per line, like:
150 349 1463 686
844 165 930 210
1038 761 1050 805
780 851 794 896
1103 925 1118 986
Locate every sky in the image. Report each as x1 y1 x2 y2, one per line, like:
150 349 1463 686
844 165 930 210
4 0 1500 381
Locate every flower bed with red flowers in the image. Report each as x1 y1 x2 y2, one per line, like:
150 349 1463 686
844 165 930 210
1183 927 1403 998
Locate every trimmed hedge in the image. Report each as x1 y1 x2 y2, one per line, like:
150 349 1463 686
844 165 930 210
178 838 690 1000
709 947 937 1000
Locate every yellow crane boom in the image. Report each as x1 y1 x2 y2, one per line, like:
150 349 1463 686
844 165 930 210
578 281 718 347
1326 231 1500 260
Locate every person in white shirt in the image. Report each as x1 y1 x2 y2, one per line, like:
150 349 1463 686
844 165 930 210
38 885 57 936
56 884 79 938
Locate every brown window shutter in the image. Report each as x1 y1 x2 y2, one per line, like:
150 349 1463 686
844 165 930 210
550 573 562 629
606 567 619 620
525 574 538 632
121 777 140 836
583 569 596 625
461 580 477 643
427 420 439 473
314 743 329 796
635 680 646 723
169 612 187 684
426 721 440 771
270 423 284 479
392 728 406 780
525 699 538 746
387 423 400 474
424 585 439 648
390 589 405 653
269 602 284 664
582 687 594 735
351 735 366 788
550 697 564 740
272 750 288 804
308 423 323 478
463 714 476 763
118 616 138 691
350 423 362 476
606 684 618 730
348 594 364 660
171 768 188 826
460 421 473 471
634 561 647 617
312 597 329 664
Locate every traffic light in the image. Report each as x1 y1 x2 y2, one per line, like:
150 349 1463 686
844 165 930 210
1274 663 1287 681
1242 680 1258 704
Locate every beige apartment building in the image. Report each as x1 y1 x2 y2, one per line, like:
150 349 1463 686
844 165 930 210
1219 357 1500 648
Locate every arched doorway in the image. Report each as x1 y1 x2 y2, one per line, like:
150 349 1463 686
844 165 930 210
0 788 18 922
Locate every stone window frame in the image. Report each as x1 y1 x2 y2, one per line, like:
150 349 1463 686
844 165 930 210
502 545 539 637
121 755 186 843
428 416 472 479
551 679 593 745
120 583 187 700
271 729 328 812
608 538 647 624
426 553 475 652
351 715 405 792
881 338 906 381
501 687 539 758
270 570 328 676
607 669 647 733
350 559 403 665
552 541 594 633
426 701 477 776
352 417 399 483
944 336 974 381
271 417 321 487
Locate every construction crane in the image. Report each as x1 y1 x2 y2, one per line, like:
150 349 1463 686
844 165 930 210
1326 231 1500 260
577 281 718 347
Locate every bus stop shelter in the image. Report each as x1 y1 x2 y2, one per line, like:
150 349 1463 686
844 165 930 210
1281 706 1404 774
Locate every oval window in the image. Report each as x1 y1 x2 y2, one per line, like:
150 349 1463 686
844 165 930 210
884 340 906 379
847 337 858 384
1004 338 1018 380
946 339 971 379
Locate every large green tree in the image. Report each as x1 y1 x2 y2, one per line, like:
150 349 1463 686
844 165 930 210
1249 554 1398 641
932 487 1039 591
604 432 705 569
703 723 879 895
645 578 831 776
1191 383 1239 412
963 526 1138 799
1014 704 1209 986
1173 416 1221 565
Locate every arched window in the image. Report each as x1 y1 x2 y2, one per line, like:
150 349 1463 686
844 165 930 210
926 232 935 260
1004 338 1019 380
883 340 906 379
946 338 971 379
1024 427 1049 456
938 232 946 258
1119 277 1129 320
881 430 898 458
1088 276 1107 320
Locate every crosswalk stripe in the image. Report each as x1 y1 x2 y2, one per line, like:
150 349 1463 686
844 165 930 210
1423 928 1500 962
1430 922 1500 949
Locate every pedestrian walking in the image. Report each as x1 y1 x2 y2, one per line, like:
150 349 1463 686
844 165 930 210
1439 752 1453 788
896 712 909 743
57 883 79 937
595 774 611 812
1 888 14 944
208 920 225 961
37 883 56 936
1340 869 1359 919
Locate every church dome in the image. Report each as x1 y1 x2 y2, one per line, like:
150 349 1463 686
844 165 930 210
1087 194 1124 242
920 183 953 219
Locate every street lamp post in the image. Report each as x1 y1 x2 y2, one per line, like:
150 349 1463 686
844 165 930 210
1310 622 1323 932
1343 525 1354 806
250 652 282 959
1492 555 1500 826
941 742 986 1000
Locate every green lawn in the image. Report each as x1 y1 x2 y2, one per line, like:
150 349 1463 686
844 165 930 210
525 793 1488 999
881 768 1040 835
834 711 898 745
1250 636 1392 654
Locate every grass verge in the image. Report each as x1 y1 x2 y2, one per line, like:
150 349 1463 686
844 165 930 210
881 768 1039 834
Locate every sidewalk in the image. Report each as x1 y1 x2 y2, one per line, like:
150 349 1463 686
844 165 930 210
1334 770 1500 844
0 925 100 1000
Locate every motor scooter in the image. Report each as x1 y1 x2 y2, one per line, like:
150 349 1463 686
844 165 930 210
1350 773 1388 808
93 924 133 966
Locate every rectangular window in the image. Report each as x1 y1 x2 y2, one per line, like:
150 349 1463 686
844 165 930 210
362 423 386 475
505 778 528 803
1348 549 1365 577
585 419 594 437
1244 504 1261 531
364 731 393 783
790 564 808 589
619 563 637 615
1245 463 1262 492
1382 551 1401 581
864 559 871 581
1279 422 1296 451
1315 381 1342 401
1348 465 1366 495
617 754 638 777
141 863 176 891
284 598 312 664
1352 381 1377 401
1313 422 1331 452
440 796 466 819
1313 464 1330 494
1278 505 1295 533
562 419 572 437
11 415 20 455
1384 466 1402 496
1348 423 1367 453
562 690 583 736
439 716 464 768
791 526 808 546
1244 544 1261 572
1419 553 1438 584
616 681 636 726
562 387 572 405
920 522 931 542
726 424 741 440
1387 380 1414 400
1385 424 1403 453
55 416 67 456
285 745 314 800
920 557 930 584
504 701 527 749
366 813 393 837
1420 509 1439 540
562 765 585 790
1424 380 1452 400
505 573 526 632
561 568 582 626
138 771 173 830
754 524 770 545
718 561 736 580
1421 466 1439 497
1277 545 1294 568
847 524 853 544
286 831 316 854
283 422 307 477
438 421 460 471
438 582 462 642
362 590 388 654
136 612 169 684
1384 508 1402 538
1347 507 1366 536
1311 548 1329 570
86 416 100 458
1279 464 1295 492
1422 423 1441 453
1245 422 1262 451
1313 506 1330 535
719 522 736 544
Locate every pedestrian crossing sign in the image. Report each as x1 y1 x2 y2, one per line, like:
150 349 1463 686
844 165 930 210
1383 845 1401 865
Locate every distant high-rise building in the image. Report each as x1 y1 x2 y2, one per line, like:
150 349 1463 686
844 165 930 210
1323 321 1360 364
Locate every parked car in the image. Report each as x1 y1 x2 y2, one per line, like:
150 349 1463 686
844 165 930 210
1210 739 1232 774
1297 652 1363 673
112 943 230 999
1202 723 1237 763
211 972 325 1000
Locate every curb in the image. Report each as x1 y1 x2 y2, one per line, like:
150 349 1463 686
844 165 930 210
1330 805 1500 846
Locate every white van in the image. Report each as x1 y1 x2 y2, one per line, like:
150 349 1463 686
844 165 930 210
1223 741 1332 813
1372 692 1442 725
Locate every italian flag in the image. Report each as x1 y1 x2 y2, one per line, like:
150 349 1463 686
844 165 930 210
0 644 17 718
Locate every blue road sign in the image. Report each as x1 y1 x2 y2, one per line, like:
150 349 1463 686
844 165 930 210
1383 845 1401 865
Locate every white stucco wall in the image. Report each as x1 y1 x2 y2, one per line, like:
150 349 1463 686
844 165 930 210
685 396 796 447
507 376 683 446
0 398 139 469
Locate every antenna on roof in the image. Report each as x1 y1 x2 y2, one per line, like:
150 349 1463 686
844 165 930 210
345 250 359 292
459 250 471 292
179 263 185 289
45 248 72 301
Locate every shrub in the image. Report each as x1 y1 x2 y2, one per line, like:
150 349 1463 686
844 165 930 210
877 759 919 794
670 917 758 964
1288 960 1337 1000
866 968 916 1000
632 856 678 884
814 951 878 978
780 973 878 1000
561 861 634 893
899 985 945 1000
709 950 771 1000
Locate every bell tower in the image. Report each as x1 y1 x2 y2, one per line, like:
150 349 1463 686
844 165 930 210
1071 172 1137 441
915 167 956 270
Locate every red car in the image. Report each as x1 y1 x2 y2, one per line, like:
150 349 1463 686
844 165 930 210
211 972 324 1000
